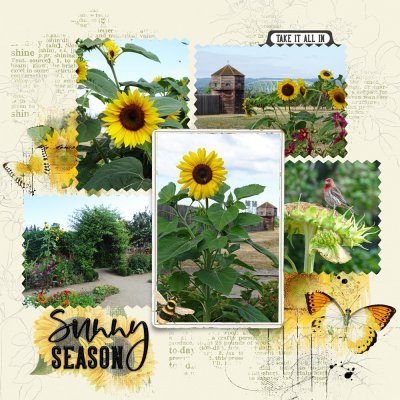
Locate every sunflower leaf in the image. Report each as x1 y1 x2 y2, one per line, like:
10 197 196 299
234 184 265 200
121 43 160 62
83 157 151 191
77 118 101 143
82 69 117 99
158 182 177 204
151 97 184 117
245 239 279 267
207 204 239 231
78 38 109 50
194 267 239 295
160 119 183 129
168 271 190 292
27 125 53 145
230 301 270 322
31 356 53 375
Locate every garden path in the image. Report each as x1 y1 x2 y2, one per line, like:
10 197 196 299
24 269 152 307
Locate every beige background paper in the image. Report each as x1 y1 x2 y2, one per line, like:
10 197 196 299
1 0 400 398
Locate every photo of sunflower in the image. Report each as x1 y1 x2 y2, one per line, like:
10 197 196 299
102 89 164 149
277 79 299 101
319 69 333 80
328 87 347 110
177 147 227 200
297 79 307 97
75 57 87 82
84 315 155 390
41 126 79 191
103 40 120 63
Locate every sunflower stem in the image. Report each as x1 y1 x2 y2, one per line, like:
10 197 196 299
96 46 121 91
303 224 316 274
93 139 109 164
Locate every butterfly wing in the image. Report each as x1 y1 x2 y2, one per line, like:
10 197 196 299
347 305 396 353
306 291 346 333
174 306 195 316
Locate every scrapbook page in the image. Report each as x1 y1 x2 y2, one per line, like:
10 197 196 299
0 0 399 399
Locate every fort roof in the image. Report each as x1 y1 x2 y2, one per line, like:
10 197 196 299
211 64 244 76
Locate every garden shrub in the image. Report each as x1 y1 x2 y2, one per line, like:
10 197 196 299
116 265 130 276
127 253 151 274
71 206 130 276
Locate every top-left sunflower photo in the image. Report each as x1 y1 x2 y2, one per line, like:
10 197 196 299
74 38 190 192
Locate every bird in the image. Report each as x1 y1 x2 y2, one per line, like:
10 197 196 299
323 178 351 210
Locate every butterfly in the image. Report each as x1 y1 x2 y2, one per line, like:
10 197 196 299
3 146 50 195
305 291 396 354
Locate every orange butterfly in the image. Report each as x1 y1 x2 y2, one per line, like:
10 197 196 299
305 291 396 354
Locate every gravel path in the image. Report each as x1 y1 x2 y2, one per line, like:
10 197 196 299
24 269 152 307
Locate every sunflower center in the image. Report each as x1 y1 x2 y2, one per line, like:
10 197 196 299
75 68 80 74
119 105 145 131
107 336 133 376
192 164 213 184
110 50 115 58
334 92 345 103
281 84 294 96
323 71 330 77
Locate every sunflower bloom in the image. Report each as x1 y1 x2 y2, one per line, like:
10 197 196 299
75 58 88 83
319 70 333 80
166 110 181 121
103 40 120 63
177 148 227 200
328 87 347 110
102 89 164 149
84 315 155 390
41 126 79 191
277 79 299 101
297 79 307 97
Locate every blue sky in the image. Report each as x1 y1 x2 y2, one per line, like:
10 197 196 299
196 45 346 79
82 39 189 116
155 132 282 214
24 194 151 230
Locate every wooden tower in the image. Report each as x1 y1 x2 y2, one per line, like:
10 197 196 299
256 202 277 231
210 65 245 114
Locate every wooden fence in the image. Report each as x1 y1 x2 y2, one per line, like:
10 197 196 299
195 94 223 115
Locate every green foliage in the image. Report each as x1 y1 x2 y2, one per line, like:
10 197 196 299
126 252 151 274
71 206 130 275
126 210 152 249
75 39 190 191
157 182 279 323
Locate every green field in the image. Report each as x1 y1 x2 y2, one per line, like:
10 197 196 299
195 108 332 130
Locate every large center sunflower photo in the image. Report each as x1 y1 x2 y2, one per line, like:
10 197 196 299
74 38 190 191
153 130 284 327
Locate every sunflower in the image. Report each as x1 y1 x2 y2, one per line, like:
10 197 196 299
297 79 307 97
103 40 120 63
166 110 181 121
152 75 162 83
75 58 88 83
102 89 164 149
277 79 299 101
34 307 108 368
177 148 227 200
328 87 347 110
319 70 333 80
41 126 79 191
84 316 155 391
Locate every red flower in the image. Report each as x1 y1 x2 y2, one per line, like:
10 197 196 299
307 138 313 155
333 129 347 144
53 293 58 298
63 290 71 296
285 140 296 156
294 128 309 141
